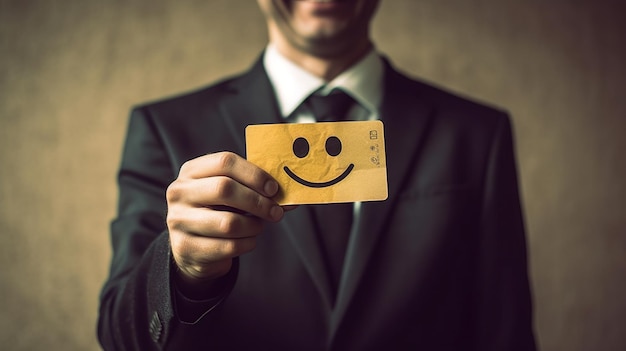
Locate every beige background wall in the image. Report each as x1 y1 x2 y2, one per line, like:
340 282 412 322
1 1 624 350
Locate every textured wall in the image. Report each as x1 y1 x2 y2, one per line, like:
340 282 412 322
1 1 624 350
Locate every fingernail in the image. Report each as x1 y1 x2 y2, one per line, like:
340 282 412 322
264 180 279 196
270 205 283 221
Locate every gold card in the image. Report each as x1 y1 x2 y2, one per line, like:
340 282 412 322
246 120 388 205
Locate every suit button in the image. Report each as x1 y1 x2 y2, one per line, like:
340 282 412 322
149 311 163 343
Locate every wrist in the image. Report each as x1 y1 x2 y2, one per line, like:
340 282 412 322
174 266 228 300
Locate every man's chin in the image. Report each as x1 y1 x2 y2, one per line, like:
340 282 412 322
297 33 361 58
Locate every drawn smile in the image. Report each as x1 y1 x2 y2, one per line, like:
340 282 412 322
283 164 354 188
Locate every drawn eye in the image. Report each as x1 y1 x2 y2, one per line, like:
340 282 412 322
293 137 309 158
325 136 342 157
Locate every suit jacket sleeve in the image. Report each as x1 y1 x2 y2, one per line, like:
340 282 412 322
97 107 235 350
475 115 536 350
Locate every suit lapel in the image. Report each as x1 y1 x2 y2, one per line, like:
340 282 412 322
218 57 335 309
218 57 283 153
331 62 435 335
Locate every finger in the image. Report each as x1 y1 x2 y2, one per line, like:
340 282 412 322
168 206 264 239
171 176 284 222
179 152 279 197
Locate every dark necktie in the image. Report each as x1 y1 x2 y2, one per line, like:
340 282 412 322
305 89 354 301
306 89 355 122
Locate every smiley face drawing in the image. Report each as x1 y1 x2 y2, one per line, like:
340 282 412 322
246 120 388 205
283 136 354 188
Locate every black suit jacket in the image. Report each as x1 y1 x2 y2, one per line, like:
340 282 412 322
98 56 536 351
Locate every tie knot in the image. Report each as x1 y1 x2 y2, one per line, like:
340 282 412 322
306 89 355 122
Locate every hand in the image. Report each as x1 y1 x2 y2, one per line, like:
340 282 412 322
166 152 284 295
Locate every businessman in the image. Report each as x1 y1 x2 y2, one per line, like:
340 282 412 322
98 0 537 350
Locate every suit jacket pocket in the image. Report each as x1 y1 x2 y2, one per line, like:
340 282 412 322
397 183 474 201
391 183 478 238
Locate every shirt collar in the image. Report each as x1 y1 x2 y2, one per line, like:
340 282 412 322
263 44 383 119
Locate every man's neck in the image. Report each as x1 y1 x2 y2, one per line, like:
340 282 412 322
270 34 373 82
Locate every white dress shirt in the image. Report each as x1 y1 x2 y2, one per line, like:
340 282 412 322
263 44 383 123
